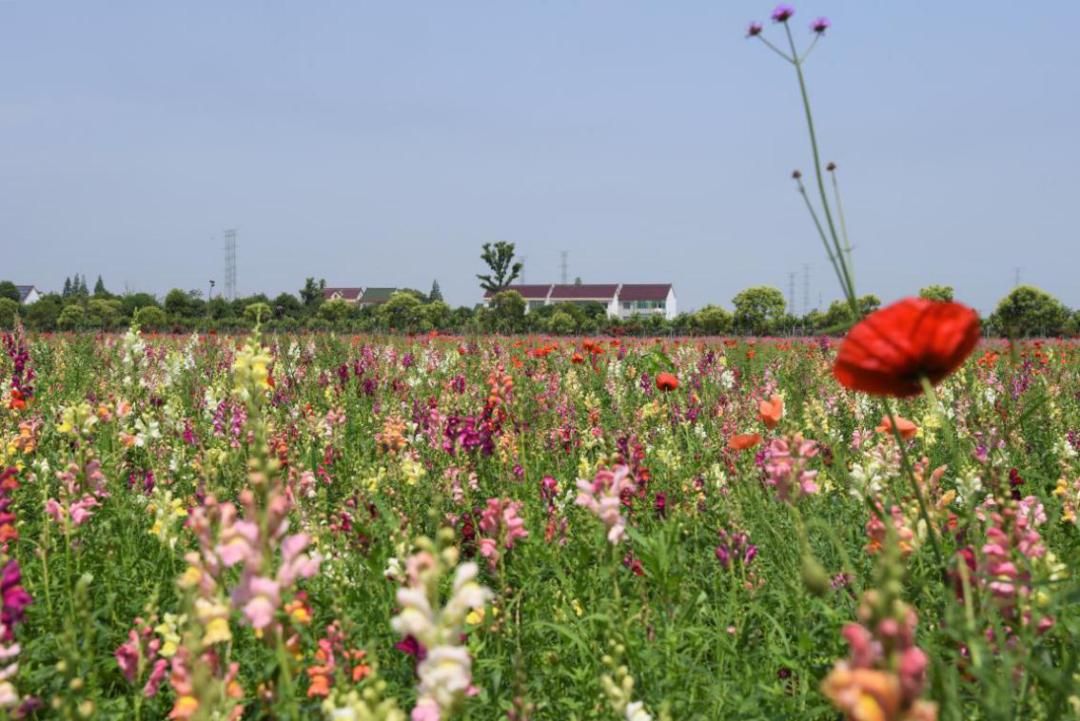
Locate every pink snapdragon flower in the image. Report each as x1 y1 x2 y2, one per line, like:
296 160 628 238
763 434 820 502
823 589 937 721
477 498 528 569
576 465 636 544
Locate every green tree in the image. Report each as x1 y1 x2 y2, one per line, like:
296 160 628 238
378 292 424 332
477 242 523 295
820 294 882 333
450 306 474 329
693 305 733 335
429 279 444 303
300 278 326 308
732 286 786 335
86 298 123 329
488 290 526 333
164 289 193 318
272 292 303 319
1065 311 1080 337
206 297 232 320
57 304 86 330
62 277 73 298
0 281 19 303
423 300 451 330
121 293 159 318
317 298 353 325
919 284 954 302
989 286 1071 337
547 310 577 335
93 275 109 297
25 293 62 330
133 306 167 330
801 308 826 334
0 298 19 328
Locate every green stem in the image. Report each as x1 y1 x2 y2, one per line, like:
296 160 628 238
796 179 850 301
783 22 857 315
829 169 854 274
756 36 794 64
799 34 821 63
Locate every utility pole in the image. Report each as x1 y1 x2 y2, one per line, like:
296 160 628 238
208 280 215 320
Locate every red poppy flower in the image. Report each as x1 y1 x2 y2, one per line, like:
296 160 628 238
656 373 679 392
571 353 585 365
833 297 980 398
729 433 762 451
758 395 784 429
876 415 918 440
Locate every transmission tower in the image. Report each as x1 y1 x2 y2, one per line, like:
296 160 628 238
224 229 238 301
560 251 568 285
802 264 811 314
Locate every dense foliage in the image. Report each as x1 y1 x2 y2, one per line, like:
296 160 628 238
4 280 1080 338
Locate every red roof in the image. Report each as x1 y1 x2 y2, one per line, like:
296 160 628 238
483 284 552 300
549 284 619 300
618 284 672 301
323 287 363 301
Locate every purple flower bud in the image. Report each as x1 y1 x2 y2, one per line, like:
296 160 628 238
746 21 763 38
811 17 830 34
771 5 795 23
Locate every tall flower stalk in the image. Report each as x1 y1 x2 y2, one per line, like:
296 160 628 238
749 6 858 316
391 532 492 721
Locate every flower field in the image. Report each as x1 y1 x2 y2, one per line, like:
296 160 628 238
1 324 1079 720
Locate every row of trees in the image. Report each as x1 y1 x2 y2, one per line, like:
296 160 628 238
2 278 1079 337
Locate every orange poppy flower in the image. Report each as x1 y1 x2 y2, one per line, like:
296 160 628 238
758 395 784 429
729 433 762 450
876 416 918 440
571 353 585 364
833 297 980 398
656 373 679 392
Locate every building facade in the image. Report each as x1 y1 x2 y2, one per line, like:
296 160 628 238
322 287 398 307
485 283 677 320
15 286 40 305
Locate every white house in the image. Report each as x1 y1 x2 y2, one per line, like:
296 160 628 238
615 284 677 321
15 286 40 304
484 283 677 320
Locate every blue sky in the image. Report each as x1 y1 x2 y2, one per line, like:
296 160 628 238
2 1 1078 315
